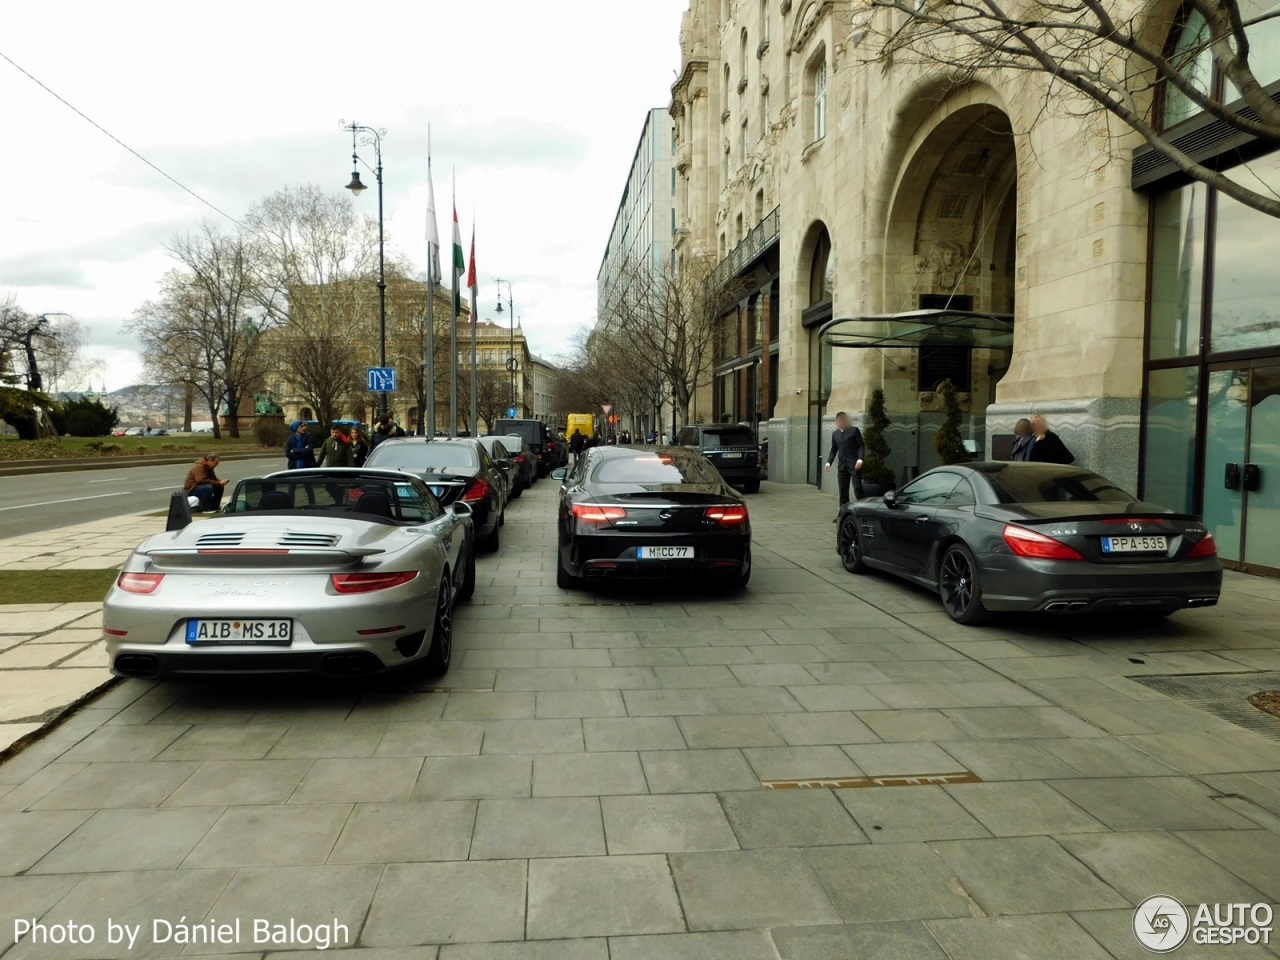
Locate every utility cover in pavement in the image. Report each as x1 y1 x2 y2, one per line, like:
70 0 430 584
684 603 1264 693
1129 671 1280 741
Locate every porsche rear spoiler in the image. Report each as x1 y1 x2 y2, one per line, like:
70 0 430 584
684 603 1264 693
142 547 385 568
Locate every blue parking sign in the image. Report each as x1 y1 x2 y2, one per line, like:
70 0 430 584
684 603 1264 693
367 367 397 392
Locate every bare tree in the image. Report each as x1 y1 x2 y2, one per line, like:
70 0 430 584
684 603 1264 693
127 223 270 439
248 185 380 423
0 294 78 438
865 0 1280 216
597 255 746 428
473 366 512 434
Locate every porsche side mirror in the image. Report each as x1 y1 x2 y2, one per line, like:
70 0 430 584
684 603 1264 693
452 501 473 518
551 468 567 481
882 489 898 508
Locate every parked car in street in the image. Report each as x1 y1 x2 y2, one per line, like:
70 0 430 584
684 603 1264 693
477 436 518 502
103 468 473 680
365 437 505 551
552 446 751 589
493 418 557 477
836 461 1223 624
497 434 538 493
674 424 762 493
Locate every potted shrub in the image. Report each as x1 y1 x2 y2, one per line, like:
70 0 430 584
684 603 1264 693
933 379 970 466
859 388 895 497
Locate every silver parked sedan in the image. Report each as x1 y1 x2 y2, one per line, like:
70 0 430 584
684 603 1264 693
104 469 474 679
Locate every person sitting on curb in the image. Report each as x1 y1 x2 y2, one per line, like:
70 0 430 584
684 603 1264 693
184 454 227 513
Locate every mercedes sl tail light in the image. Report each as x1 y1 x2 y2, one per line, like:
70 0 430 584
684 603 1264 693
571 504 627 523
331 572 419 594
117 572 164 594
704 505 748 526
462 479 490 503
1187 531 1218 558
1001 524 1084 561
513 454 526 463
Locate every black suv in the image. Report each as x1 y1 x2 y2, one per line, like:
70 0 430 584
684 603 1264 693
493 418 560 477
674 424 762 492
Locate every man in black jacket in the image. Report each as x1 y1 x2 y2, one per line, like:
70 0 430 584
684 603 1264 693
1026 414 1075 464
824 411 865 519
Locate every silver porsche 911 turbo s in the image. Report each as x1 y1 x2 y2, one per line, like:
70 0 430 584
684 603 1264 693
837 462 1223 624
104 469 475 679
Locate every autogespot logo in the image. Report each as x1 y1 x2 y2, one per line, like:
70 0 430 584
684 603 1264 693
1134 896 1190 953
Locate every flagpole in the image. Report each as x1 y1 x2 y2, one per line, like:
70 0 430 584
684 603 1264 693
469 216 479 436
450 173 459 437
425 129 438 438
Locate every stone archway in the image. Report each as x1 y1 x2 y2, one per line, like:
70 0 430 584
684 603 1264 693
879 103 1018 474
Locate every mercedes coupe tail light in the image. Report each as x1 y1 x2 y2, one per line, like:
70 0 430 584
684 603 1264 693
571 504 627 523
513 454 526 463
704 505 748 526
117 572 164 594
1187 531 1218 558
331 572 419 594
462 479 490 503
1001 525 1084 561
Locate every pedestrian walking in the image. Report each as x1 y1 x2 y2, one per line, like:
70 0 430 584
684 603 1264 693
184 454 228 513
1026 414 1075 464
316 424 354 468
1010 418 1034 461
569 428 585 466
285 420 316 470
824 411 865 520
350 426 370 468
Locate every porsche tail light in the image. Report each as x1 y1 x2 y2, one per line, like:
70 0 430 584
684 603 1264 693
462 479 490 503
331 572 419 593
1187 531 1217 558
1002 525 1084 561
704 505 748 526
117 572 164 594
571 504 627 523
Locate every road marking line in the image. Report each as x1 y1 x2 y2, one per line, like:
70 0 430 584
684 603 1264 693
87 478 128 484
0 492 132 512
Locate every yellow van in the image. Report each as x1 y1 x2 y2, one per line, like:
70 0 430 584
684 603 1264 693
566 414 595 439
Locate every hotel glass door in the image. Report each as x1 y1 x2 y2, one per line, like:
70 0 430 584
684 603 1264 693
1203 363 1280 571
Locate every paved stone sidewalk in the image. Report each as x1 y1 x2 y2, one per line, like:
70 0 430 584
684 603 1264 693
0 515 167 751
0 480 1279 959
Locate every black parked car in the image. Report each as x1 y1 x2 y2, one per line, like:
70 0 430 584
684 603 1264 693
493 418 557 477
552 446 751 589
366 437 505 551
497 434 539 493
674 424 762 493
477 436 518 501
837 462 1222 624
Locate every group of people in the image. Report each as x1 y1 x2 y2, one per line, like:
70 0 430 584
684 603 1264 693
823 410 1076 518
284 416 408 471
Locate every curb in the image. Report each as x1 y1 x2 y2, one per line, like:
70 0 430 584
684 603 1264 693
0 676 122 767
0 450 273 478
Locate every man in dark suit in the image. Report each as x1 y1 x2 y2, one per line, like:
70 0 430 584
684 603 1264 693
1026 413 1075 465
824 411 865 520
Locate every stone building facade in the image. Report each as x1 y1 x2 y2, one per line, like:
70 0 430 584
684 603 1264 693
669 0 1280 575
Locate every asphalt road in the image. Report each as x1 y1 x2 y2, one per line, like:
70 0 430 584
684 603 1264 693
0 457 281 540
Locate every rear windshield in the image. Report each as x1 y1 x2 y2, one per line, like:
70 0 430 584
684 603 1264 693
977 465 1135 503
593 453 723 485
494 421 540 442
501 436 527 450
229 479 435 523
366 443 478 469
701 427 755 447
479 439 509 456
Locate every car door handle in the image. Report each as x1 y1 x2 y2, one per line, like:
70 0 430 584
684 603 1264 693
914 515 931 523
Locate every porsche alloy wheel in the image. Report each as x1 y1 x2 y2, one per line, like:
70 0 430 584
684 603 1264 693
424 577 453 674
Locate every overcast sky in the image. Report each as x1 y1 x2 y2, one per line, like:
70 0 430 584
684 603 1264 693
0 0 687 391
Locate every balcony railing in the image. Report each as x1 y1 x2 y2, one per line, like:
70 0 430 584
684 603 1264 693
710 206 779 292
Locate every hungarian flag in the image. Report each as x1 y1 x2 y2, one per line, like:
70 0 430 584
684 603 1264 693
452 205 465 317
467 225 478 325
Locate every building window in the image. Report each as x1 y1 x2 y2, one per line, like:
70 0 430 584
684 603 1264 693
810 228 833 305
741 120 749 166
755 189 765 223
723 144 730 181
760 83 770 136
723 64 731 113
761 0 770 43
1149 183 1205 360
812 58 827 141
737 212 744 242
1162 10 1213 129
741 29 750 80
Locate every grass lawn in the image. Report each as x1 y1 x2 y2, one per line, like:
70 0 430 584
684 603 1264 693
0 569 119 604
0 435 264 461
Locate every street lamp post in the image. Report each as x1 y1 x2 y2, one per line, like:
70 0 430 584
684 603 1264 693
342 121 388 421
495 279 515 415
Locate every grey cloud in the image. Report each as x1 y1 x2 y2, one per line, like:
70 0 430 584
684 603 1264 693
0 217 194 291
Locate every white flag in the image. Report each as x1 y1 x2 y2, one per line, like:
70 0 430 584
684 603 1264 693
426 157 441 284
